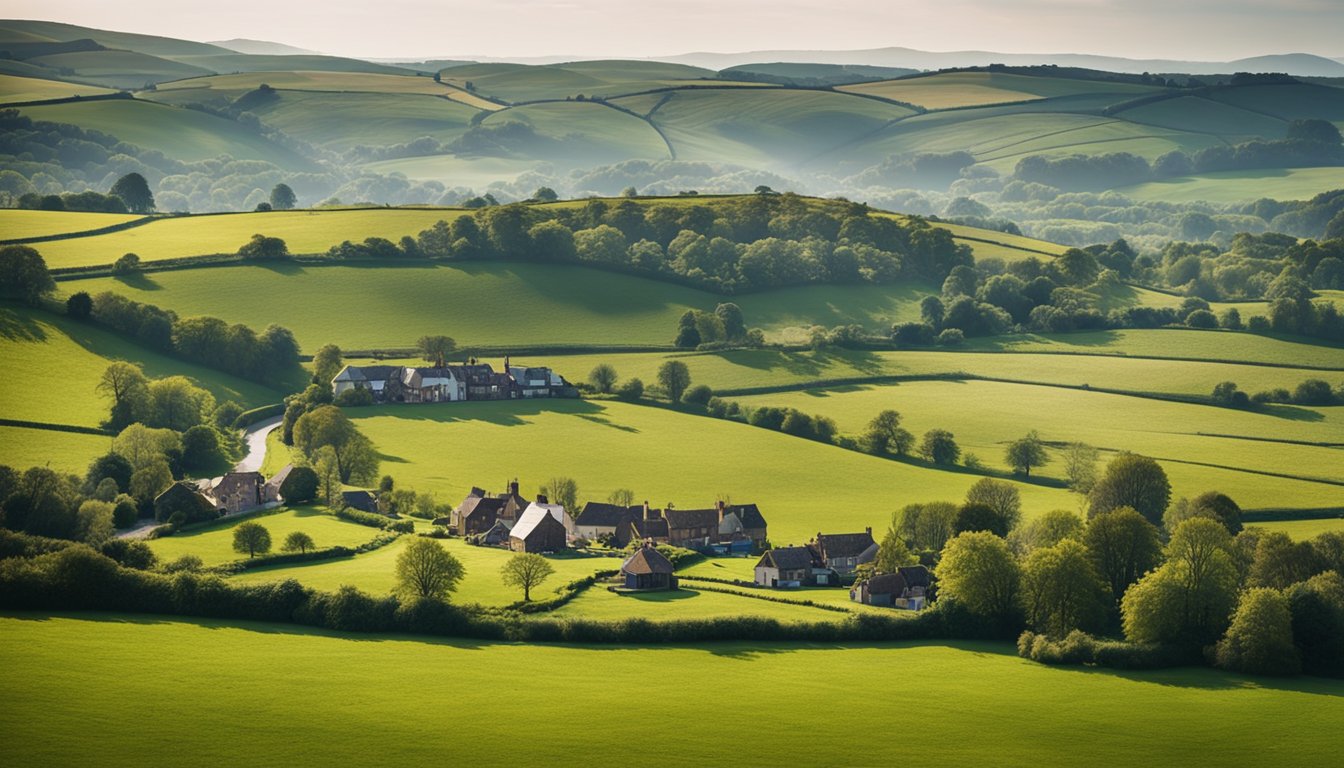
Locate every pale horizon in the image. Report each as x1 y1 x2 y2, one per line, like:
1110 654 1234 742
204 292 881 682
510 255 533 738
5 1 1342 62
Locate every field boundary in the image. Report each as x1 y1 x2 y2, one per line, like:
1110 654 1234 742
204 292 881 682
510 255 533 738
0 215 159 245
0 418 112 436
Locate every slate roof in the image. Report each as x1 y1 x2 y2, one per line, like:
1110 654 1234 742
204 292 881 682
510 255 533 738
857 541 880 566
866 566 931 596
757 546 817 571
665 508 720 530
458 495 507 521
725 503 766 529
897 565 931 589
628 517 670 539
265 463 294 490
816 531 877 560
622 545 674 575
333 365 401 383
576 502 640 527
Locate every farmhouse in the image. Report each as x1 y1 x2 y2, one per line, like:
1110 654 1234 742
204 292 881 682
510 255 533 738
810 529 877 579
575 501 644 540
449 481 531 535
331 358 571 404
199 471 270 516
851 566 931 610
620 543 677 591
153 482 216 523
480 519 514 546
509 505 569 553
520 498 576 542
753 546 821 588
614 511 670 548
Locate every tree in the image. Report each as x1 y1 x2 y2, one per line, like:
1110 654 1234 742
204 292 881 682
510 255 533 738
532 186 559 202
1005 431 1048 477
1062 442 1099 495
860 410 914 456
416 335 456 367
588 364 618 393
112 496 139 529
395 538 465 599
1247 531 1323 589
238 234 289 260
66 291 93 320
1190 491 1242 535
1214 588 1300 676
311 344 343 387
313 446 343 507
873 526 917 574
920 295 945 330
180 425 222 472
0 245 55 304
1088 453 1171 525
543 477 578 512
608 488 636 507
1011 508 1083 554
129 460 173 505
918 429 960 465
145 376 215 431
232 522 272 558
269 183 297 210
893 502 958 553
657 360 691 403
954 503 1009 538
1123 518 1240 645
1285 572 1344 677
1211 381 1250 409
1286 118 1342 146
86 452 134 495
282 531 316 554
616 378 644 401
936 531 1021 626
278 465 319 504
964 478 1021 530
110 172 154 213
714 303 746 340
1084 506 1163 601
76 500 116 545
500 553 556 601
293 406 380 484
1020 539 1110 636
114 423 181 471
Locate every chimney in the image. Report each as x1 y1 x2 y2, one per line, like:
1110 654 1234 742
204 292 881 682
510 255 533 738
716 499 725 523
509 479 519 496
865 526 873 536
537 493 548 504
504 355 511 372
643 501 650 519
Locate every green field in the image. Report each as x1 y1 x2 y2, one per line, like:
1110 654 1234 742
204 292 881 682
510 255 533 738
476 100 671 166
547 584 848 621
437 60 720 103
18 98 311 168
0 72 115 104
244 91 481 151
839 71 1160 110
0 425 113 475
968 328 1344 368
0 209 144 240
3 614 1341 767
360 154 541 187
304 399 1076 545
1116 167 1344 203
26 50 211 88
146 507 388 566
731 380 1344 510
0 305 286 429
1249 517 1344 540
155 70 451 95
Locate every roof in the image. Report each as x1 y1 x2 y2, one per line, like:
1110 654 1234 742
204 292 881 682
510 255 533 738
458 495 506 520
576 502 640 527
333 365 401 383
621 546 674 575
816 531 877 560
341 490 379 513
758 546 817 571
665 508 720 530
511 505 566 541
522 501 569 524
265 463 294 489
725 503 766 529
866 566 931 596
897 565 931 588
857 541 880 565
628 517 669 539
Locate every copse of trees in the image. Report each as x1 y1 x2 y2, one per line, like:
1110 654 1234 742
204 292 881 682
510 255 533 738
0 245 55 305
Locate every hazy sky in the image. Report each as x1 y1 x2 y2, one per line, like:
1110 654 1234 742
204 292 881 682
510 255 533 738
8 0 1343 60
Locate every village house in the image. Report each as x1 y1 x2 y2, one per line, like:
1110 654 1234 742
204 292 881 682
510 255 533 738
508 504 569 553
263 464 293 505
717 502 769 551
451 485 523 536
851 566 932 610
480 519 514 547
620 544 677 591
153 482 216 522
810 529 878 581
753 546 821 588
520 498 576 542
614 511 670 548
199 471 269 516
664 507 723 548
332 358 571 404
575 500 653 541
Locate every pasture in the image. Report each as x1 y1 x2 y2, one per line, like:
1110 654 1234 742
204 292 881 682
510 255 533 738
838 71 1160 110
154 70 453 95
0 425 113 475
18 98 311 168
731 380 1344 510
2 614 1341 768
146 507 387 567
323 399 1073 545
0 209 143 240
0 305 285 428
476 101 671 166
1116 167 1344 203
1248 517 1344 540
0 73 114 104
546 585 848 621
244 91 480 151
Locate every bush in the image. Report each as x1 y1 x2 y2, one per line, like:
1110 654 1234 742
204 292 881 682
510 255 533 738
335 387 375 407
616 378 644 401
682 384 713 405
936 328 965 346
335 506 394 529
112 498 139 529
278 467 319 504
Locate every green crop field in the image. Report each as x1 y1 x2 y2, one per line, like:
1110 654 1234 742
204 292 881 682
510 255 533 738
0 72 115 103
731 380 1344 510
0 305 286 429
0 425 113 475
0 209 144 240
231 535 615 606
1115 96 1287 140
295 399 1076 545
155 70 452 95
18 98 312 168
146 506 388 566
838 71 1160 110
1116 167 1344 203
2 614 1341 768
968 328 1344 368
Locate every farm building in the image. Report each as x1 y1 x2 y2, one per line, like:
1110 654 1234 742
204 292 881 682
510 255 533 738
575 501 646 540
851 566 931 609
753 546 821 588
509 505 569 553
331 358 571 404
340 490 380 515
614 512 670 548
520 498 576 542
153 482 216 523
264 464 293 503
452 485 524 536
480 519 513 546
810 529 877 580
620 544 677 591
199 471 270 516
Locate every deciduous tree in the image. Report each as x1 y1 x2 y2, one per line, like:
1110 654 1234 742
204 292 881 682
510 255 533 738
500 553 555 601
282 531 315 554
936 531 1021 626
232 521 272 558
1005 431 1049 477
657 360 691 403
588 364 618 393
396 538 465 600
1020 539 1110 637
1088 453 1171 524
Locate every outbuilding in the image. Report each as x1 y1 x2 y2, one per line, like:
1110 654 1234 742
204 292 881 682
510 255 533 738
620 544 677 591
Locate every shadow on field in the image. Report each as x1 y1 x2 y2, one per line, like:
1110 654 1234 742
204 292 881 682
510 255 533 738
112 271 161 291
0 307 46 342
1258 404 1326 422
703 347 888 378
361 398 606 428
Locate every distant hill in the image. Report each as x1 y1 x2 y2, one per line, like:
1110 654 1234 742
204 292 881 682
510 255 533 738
0 19 229 56
207 38 318 56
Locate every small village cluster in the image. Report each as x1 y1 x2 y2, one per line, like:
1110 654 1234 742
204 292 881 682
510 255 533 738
154 468 288 518
332 358 573 403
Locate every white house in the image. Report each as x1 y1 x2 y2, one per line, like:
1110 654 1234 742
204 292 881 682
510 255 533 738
520 500 576 542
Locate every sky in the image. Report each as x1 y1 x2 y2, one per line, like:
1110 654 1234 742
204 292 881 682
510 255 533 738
6 0 1342 61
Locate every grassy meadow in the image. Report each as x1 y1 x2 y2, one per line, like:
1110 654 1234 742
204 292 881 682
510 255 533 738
838 71 1161 110
0 73 116 103
2 614 1342 768
0 209 144 240
145 506 387 566
1116 167 1344 204
0 425 113 475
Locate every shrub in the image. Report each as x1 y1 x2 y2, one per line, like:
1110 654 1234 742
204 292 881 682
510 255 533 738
682 384 713 406
616 378 644 401
278 467 319 504
1214 588 1301 676
936 328 965 346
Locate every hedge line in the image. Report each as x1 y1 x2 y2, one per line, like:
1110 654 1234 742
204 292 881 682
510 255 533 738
502 569 619 614
677 578 855 614
1017 630 1199 670
233 403 285 429
0 418 113 436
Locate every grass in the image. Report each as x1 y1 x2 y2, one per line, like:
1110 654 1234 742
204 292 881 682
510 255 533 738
0 425 114 475
0 72 115 103
838 72 1161 110
360 154 542 187
246 91 480 151
3 613 1342 767
231 536 614 606
965 328 1344 369
476 100 671 166
0 304 286 428
546 585 847 621
1115 96 1286 139
18 98 311 168
146 506 387 566
0 209 143 240
731 380 1344 511
1115 167 1344 204
154 70 454 95
26 50 209 88
314 398 1074 545
437 60 718 103
1249 517 1344 540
